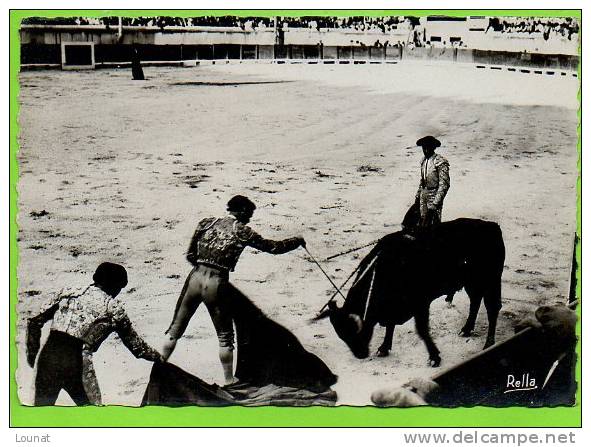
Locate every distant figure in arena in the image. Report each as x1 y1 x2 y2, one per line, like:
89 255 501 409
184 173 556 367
131 45 145 80
26 262 162 405
162 195 306 385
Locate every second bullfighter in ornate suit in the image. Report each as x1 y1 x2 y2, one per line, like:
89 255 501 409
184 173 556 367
162 195 305 385
415 135 450 227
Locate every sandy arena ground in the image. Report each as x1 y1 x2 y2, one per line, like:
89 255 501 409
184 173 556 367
16 61 579 406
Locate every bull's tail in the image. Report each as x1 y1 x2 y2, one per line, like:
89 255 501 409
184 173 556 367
482 222 505 348
489 222 506 280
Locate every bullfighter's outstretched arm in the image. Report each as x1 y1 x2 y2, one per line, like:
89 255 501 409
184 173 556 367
239 225 302 254
111 301 163 362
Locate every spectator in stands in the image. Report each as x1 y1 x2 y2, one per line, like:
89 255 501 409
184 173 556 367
21 15 579 48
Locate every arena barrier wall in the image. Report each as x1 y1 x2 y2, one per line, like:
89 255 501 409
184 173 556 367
19 25 579 71
402 46 457 62
470 49 579 70
400 46 579 70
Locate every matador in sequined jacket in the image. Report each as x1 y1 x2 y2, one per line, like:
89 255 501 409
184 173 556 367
415 152 450 226
27 268 162 406
162 195 305 385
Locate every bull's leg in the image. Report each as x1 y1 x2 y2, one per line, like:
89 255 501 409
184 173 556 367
482 282 502 349
415 307 441 367
377 325 395 357
460 285 483 337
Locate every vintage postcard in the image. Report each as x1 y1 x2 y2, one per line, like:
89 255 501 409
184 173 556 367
10 9 581 427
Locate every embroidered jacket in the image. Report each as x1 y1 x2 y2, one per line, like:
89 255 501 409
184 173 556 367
416 153 450 208
26 285 161 367
186 216 301 272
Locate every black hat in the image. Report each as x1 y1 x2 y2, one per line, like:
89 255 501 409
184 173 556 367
93 262 128 289
227 195 256 213
416 136 441 149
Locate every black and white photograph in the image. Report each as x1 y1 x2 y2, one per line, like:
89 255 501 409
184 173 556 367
15 12 580 409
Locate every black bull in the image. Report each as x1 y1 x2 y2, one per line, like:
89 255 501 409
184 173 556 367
320 218 505 367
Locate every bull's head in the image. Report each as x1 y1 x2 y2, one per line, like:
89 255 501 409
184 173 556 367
316 301 370 359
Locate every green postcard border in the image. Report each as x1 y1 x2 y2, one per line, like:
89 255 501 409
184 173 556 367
9 9 582 428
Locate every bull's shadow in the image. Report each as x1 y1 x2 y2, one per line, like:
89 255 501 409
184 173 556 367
319 218 505 367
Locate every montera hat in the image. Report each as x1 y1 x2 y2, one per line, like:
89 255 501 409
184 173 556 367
227 195 256 213
93 262 128 289
416 136 441 149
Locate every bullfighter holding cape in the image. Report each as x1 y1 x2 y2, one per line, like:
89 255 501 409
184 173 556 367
26 262 163 406
162 195 306 385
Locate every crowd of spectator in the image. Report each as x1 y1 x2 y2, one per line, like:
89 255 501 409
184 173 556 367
22 15 579 44
277 16 417 33
22 15 418 33
22 16 276 29
128 16 276 29
485 17 579 40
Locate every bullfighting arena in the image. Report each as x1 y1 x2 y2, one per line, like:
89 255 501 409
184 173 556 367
16 61 579 406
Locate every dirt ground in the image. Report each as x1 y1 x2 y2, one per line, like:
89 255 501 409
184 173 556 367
16 61 579 406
